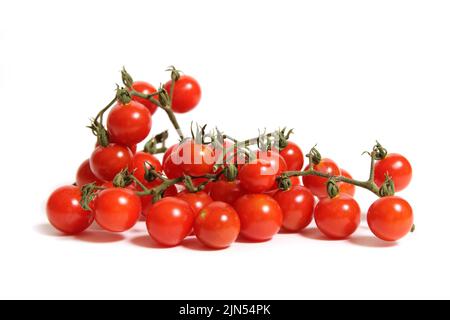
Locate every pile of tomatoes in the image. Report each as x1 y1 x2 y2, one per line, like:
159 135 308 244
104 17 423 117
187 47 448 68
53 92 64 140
46 68 414 249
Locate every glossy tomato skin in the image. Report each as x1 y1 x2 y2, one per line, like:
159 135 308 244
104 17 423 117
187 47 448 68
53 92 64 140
76 159 104 187
163 152 184 179
132 152 163 186
257 150 288 190
274 186 315 232
107 101 152 146
145 197 195 246
302 158 341 198
140 184 178 219
339 169 356 197
46 185 94 235
194 202 241 249
90 144 133 181
367 196 413 241
374 153 412 192
209 180 246 205
234 194 283 241
177 140 215 176
131 81 158 114
279 141 304 171
162 144 178 165
239 159 277 193
177 191 213 217
164 75 201 113
314 194 361 239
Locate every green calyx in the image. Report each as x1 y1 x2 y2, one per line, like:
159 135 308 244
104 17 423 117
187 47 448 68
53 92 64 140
223 164 238 182
87 119 109 147
277 174 293 191
327 179 340 199
144 130 169 154
116 86 132 104
166 65 182 82
373 141 388 160
277 127 294 150
307 145 322 166
80 183 100 211
158 87 170 107
112 169 135 188
121 67 134 89
379 175 396 197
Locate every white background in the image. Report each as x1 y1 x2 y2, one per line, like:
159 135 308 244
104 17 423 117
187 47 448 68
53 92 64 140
0 0 449 300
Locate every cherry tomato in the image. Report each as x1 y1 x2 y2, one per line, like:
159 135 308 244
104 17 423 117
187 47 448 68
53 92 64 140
209 180 246 205
374 153 412 192
279 141 304 171
234 194 283 241
164 75 201 113
94 188 141 232
367 196 413 241
140 184 178 218
177 140 215 176
162 144 179 165
145 197 195 246
90 144 133 181
107 101 152 146
314 194 361 239
290 176 301 186
46 185 94 235
131 81 158 114
302 158 341 198
339 169 356 197
177 191 213 217
257 149 288 190
76 159 104 187
239 159 277 193
132 152 163 186
163 151 184 179
194 202 240 249
274 185 315 232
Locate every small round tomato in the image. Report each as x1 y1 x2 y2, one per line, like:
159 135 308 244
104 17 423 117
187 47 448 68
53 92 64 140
302 158 341 198
90 144 133 181
238 159 277 193
94 188 141 232
274 186 315 232
177 191 213 217
194 202 240 249
367 196 414 241
107 101 152 146
290 176 301 186
209 180 246 205
164 75 201 113
46 185 94 235
314 194 361 239
131 81 158 114
163 151 184 179
162 144 179 165
140 184 178 218
145 197 195 246
257 149 288 190
279 141 304 171
234 194 283 241
76 159 104 187
339 169 356 197
132 152 163 185
178 140 215 176
374 153 412 192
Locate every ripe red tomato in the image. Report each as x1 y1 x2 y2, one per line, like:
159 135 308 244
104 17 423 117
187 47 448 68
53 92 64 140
177 140 215 176
94 188 141 232
164 75 201 113
76 159 104 187
163 151 184 179
209 180 246 205
46 185 94 235
374 153 412 192
90 144 133 181
162 144 179 165
132 152 163 186
234 194 283 241
367 196 413 241
274 185 315 232
238 159 277 193
140 184 178 218
339 169 356 197
290 176 301 186
177 191 213 217
302 158 341 198
257 149 288 189
314 194 361 239
145 197 195 246
107 101 152 146
279 141 304 171
131 81 158 114
194 202 241 249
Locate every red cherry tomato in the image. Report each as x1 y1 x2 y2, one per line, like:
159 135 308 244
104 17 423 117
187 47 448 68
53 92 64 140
274 185 315 232
374 153 412 192
164 75 201 113
163 151 184 179
140 184 178 218
177 140 215 176
290 176 301 186
177 191 213 217
367 196 413 241
162 144 179 165
239 159 277 193
131 81 158 114
145 197 195 246
314 194 361 239
279 141 304 171
132 152 163 186
194 202 240 249
90 144 133 181
107 101 152 146
339 169 356 197
234 194 283 241
209 180 246 205
46 185 94 235
302 158 341 198
94 188 141 232
76 159 104 187
257 149 288 190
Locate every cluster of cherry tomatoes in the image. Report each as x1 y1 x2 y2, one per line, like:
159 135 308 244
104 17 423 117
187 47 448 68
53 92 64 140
46 67 414 250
